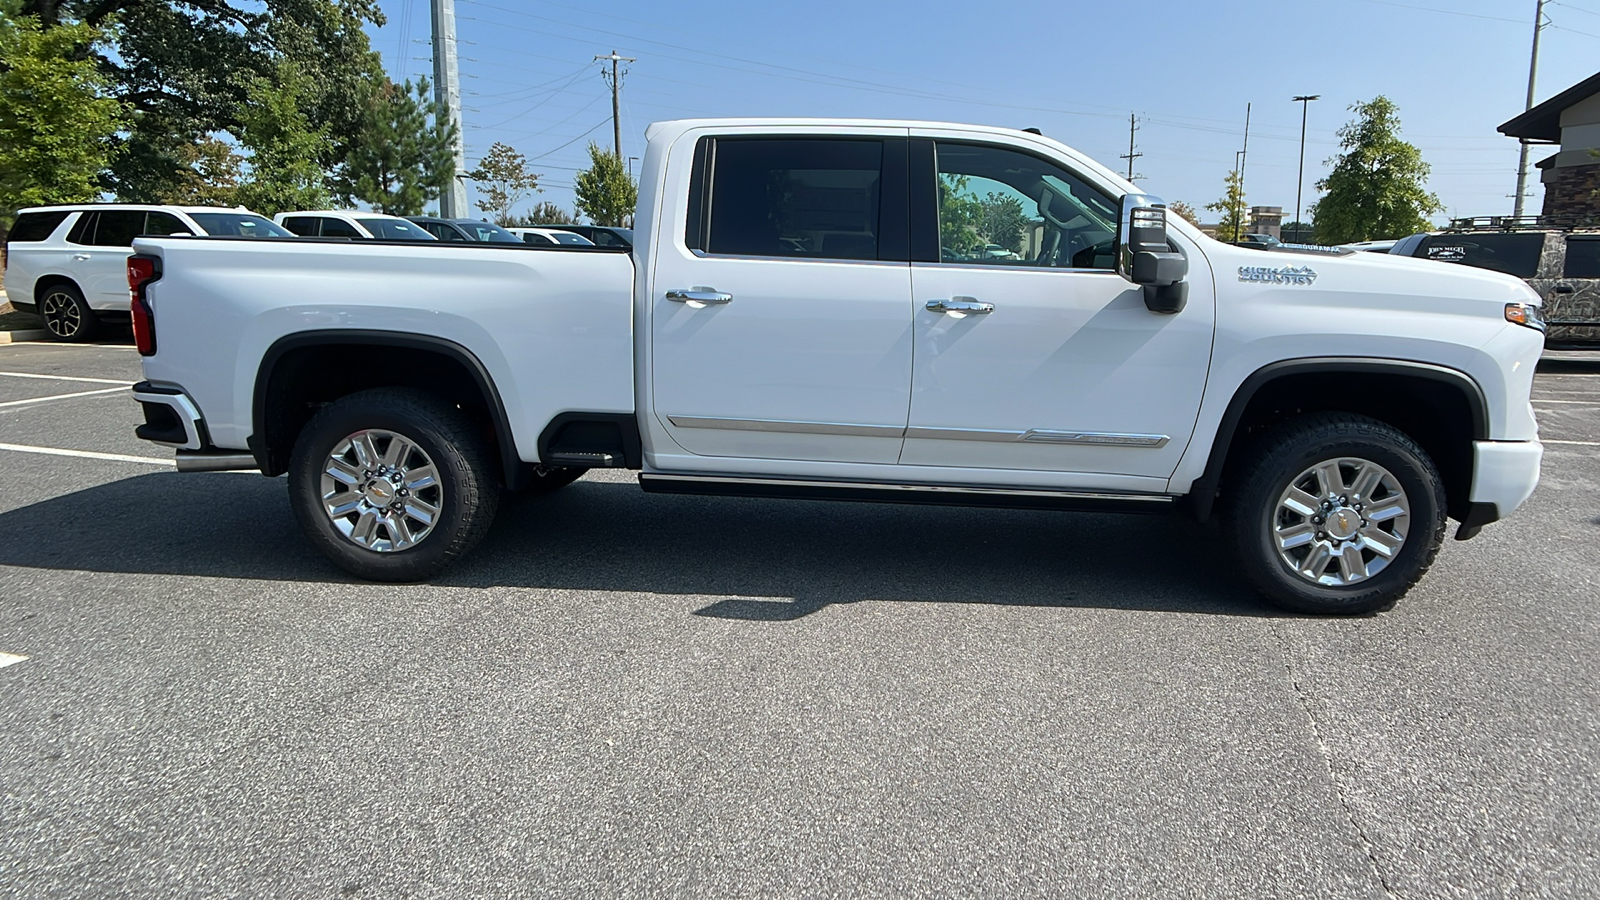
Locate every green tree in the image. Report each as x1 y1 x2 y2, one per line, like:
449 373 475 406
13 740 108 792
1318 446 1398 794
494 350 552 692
468 141 540 224
937 173 984 257
1166 200 1201 227
168 136 243 207
573 143 637 227
337 77 456 216
1206 169 1247 242
1311 96 1441 244
977 192 1028 253
508 201 577 226
0 4 123 227
233 59 331 215
18 1 386 202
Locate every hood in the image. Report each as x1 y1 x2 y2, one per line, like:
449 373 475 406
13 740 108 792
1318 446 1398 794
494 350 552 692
1214 241 1542 308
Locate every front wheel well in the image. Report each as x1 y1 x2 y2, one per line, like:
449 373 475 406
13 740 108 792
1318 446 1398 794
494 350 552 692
1196 364 1484 523
253 334 518 485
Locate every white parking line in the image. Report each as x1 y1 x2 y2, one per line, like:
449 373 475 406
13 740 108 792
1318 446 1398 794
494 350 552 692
0 371 129 385
0 653 28 669
0 342 137 351
1531 399 1600 405
0 386 126 409
0 442 169 466
1544 439 1600 446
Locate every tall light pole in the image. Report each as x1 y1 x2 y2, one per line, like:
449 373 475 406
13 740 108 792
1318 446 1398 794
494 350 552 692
430 0 467 218
1513 0 1548 218
1293 95 1320 243
595 50 636 160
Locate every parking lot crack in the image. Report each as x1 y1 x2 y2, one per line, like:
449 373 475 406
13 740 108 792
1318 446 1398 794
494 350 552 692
1271 621 1401 900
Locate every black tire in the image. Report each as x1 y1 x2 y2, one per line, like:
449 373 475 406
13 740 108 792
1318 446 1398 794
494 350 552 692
288 388 501 582
522 466 586 494
38 282 97 342
1223 413 1447 615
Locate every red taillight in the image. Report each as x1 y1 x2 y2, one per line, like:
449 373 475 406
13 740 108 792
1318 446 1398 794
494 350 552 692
128 255 160 356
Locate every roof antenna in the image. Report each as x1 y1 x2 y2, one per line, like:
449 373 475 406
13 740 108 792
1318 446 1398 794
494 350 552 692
1023 127 1042 135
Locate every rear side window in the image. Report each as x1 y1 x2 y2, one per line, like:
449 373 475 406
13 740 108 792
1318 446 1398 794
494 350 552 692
145 212 189 236
1417 233 1545 278
7 210 72 243
92 210 147 246
696 138 886 261
1563 237 1600 279
320 217 363 238
281 216 320 236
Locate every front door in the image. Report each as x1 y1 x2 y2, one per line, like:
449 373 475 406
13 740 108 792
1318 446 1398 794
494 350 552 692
650 134 914 465
900 138 1215 490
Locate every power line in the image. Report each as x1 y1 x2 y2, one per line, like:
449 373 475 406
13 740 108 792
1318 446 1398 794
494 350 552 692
595 50 635 159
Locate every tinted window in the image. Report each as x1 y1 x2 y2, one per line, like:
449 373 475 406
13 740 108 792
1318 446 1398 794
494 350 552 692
551 232 594 245
520 232 555 245
320 217 363 238
281 216 320 237
91 210 147 246
189 213 293 238
7 210 71 243
1563 237 1600 279
145 212 189 236
704 138 884 260
355 218 436 240
1417 233 1544 278
456 221 521 243
66 212 97 244
935 142 1118 269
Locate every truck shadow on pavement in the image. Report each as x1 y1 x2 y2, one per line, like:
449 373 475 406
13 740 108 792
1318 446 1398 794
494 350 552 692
0 472 1279 619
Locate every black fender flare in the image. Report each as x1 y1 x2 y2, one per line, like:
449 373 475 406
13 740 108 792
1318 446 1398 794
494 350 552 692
250 330 522 484
1186 357 1489 522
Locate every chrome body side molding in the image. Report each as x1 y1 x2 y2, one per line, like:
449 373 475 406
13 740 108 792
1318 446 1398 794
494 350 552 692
667 416 1170 448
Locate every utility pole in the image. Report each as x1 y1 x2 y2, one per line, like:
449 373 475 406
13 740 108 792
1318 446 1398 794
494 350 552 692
595 50 636 160
1513 0 1548 218
1238 102 1251 238
430 0 467 218
1293 95 1320 243
1118 113 1143 181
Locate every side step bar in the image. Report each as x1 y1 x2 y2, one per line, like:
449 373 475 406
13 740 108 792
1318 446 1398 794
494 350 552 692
638 473 1177 514
175 451 259 473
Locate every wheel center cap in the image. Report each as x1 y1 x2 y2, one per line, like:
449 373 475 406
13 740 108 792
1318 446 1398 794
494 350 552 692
1327 507 1360 541
364 481 394 505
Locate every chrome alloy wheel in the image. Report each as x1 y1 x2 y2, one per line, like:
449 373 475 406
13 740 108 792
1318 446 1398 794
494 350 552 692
40 291 82 338
1273 456 1411 587
320 429 443 552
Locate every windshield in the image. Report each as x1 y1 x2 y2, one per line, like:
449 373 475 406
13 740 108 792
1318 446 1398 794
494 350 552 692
356 218 437 240
457 221 522 243
188 213 294 238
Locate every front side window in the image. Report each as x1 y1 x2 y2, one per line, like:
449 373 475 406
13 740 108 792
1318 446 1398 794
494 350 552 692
189 213 293 238
1563 237 1600 279
144 212 189 236
699 138 884 261
934 142 1118 269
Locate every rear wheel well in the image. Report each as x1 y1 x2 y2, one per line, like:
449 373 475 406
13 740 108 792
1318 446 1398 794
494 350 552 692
33 274 81 301
253 335 516 484
1199 364 1483 523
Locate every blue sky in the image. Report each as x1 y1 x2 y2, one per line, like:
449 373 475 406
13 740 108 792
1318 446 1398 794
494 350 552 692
368 0 1600 225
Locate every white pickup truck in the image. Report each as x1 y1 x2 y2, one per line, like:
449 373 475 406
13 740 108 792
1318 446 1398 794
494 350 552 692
126 119 1545 614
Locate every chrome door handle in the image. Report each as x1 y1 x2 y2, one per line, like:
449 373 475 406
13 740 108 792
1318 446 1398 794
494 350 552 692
926 297 994 314
666 287 733 306
72 254 91 261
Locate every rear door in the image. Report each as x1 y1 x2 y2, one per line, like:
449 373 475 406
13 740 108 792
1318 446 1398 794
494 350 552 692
66 210 149 309
649 131 914 465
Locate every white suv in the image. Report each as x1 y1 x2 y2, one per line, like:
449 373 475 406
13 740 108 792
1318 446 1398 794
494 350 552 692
3 205 292 341
273 211 437 241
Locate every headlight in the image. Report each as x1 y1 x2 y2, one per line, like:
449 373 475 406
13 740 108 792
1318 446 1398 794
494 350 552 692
1505 303 1545 332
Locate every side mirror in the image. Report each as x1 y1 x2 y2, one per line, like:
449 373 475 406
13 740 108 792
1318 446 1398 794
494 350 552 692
1118 193 1189 314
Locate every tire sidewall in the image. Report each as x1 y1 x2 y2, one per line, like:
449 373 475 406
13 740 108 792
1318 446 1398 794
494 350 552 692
289 400 478 581
1243 431 1445 613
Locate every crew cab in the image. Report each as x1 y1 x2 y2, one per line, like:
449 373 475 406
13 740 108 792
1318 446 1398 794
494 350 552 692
125 119 1546 615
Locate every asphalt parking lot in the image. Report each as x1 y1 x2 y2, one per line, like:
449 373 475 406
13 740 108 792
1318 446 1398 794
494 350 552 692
0 338 1596 898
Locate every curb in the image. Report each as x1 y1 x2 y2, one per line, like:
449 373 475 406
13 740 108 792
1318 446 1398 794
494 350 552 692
0 329 48 344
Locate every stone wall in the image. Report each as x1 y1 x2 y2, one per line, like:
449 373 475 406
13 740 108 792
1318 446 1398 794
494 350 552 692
1542 162 1600 218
